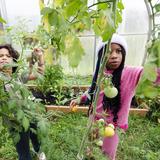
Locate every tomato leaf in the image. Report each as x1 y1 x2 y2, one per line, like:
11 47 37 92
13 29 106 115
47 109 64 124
143 63 157 82
41 7 53 16
39 0 45 11
64 0 82 18
17 109 24 121
0 17 6 24
54 0 64 8
117 1 124 10
44 46 54 65
22 116 30 132
48 10 59 26
38 120 49 136
154 4 160 13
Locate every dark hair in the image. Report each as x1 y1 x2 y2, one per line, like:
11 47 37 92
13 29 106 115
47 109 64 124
0 44 19 73
102 44 126 123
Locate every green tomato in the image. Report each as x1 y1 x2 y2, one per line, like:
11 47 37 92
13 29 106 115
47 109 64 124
108 123 115 129
97 118 105 125
104 86 118 98
95 139 103 147
97 119 105 129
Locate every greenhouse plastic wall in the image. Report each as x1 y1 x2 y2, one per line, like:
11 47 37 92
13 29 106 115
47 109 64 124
0 0 41 31
118 0 149 67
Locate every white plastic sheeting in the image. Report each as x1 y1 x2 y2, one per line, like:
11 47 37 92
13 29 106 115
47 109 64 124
117 0 149 66
1 0 41 31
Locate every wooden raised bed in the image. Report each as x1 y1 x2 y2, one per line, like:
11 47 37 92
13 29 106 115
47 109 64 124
45 105 149 117
27 84 149 117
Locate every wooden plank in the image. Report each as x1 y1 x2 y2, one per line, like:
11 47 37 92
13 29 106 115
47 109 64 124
63 85 89 90
46 105 88 113
45 105 149 116
129 108 149 117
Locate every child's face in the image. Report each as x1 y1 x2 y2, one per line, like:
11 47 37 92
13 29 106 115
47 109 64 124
106 43 123 70
0 48 13 71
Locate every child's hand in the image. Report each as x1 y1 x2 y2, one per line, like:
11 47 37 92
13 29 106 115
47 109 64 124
33 48 43 59
69 99 78 110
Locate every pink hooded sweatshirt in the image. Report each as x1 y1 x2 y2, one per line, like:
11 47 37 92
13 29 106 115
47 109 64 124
81 66 143 160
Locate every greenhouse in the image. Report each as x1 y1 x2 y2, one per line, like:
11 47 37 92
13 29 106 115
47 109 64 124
0 0 160 160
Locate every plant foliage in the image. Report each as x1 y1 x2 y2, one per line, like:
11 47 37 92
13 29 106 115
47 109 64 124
0 72 50 145
38 0 124 68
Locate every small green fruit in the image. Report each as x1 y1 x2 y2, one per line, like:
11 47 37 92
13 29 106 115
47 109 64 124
96 140 103 147
97 118 105 125
104 86 118 98
108 123 115 129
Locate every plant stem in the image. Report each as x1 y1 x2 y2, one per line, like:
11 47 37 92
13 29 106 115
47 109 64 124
148 0 155 37
0 111 17 121
88 1 112 9
112 0 117 28
77 0 118 158
77 30 111 160
77 39 110 160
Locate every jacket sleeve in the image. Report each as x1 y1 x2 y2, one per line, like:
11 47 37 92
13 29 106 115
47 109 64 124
80 45 106 104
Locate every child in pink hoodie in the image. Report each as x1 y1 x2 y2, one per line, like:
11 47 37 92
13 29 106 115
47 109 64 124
70 34 143 160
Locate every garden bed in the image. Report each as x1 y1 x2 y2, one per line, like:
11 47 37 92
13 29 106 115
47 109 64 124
45 105 149 117
27 84 149 117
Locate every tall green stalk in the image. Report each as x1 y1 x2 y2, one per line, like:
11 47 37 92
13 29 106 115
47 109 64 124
77 1 118 159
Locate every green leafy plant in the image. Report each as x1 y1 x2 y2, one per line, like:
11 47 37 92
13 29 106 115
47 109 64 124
64 74 92 86
4 18 32 54
136 1 160 121
147 96 160 123
36 64 64 93
35 64 74 105
42 113 107 160
0 122 17 159
0 16 6 24
0 72 51 146
38 0 124 69
136 35 160 100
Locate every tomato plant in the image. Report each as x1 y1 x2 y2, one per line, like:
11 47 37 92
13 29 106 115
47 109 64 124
104 86 118 98
38 0 123 68
0 72 51 145
0 16 6 24
136 1 160 115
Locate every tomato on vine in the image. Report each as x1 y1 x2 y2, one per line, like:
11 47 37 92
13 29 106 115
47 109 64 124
104 86 118 98
95 139 103 147
102 75 118 98
104 123 115 137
